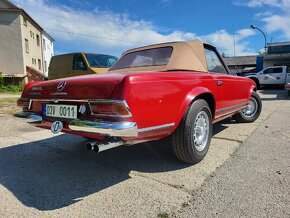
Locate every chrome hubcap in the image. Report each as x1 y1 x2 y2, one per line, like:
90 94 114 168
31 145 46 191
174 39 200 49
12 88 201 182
241 97 258 118
193 111 209 152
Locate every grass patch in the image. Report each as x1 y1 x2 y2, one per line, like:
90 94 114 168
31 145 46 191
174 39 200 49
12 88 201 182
0 85 23 94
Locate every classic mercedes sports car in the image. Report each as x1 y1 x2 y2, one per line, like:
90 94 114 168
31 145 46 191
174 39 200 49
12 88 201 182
17 41 262 164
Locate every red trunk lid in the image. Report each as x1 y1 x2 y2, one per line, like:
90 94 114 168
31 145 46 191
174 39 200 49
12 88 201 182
22 74 126 99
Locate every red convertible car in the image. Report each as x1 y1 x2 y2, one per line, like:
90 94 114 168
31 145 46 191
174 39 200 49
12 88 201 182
17 41 262 164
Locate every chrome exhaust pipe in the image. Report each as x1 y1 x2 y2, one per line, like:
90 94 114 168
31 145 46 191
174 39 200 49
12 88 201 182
87 140 125 153
86 142 95 151
94 140 124 153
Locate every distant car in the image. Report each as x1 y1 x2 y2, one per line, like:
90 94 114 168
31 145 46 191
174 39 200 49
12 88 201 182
245 66 290 89
48 53 118 80
236 67 257 77
17 40 262 164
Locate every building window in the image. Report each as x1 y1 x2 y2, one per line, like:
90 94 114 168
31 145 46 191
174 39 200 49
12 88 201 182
44 61 47 72
25 38 29 53
23 18 27 26
36 34 40 46
43 39 46 50
38 59 41 71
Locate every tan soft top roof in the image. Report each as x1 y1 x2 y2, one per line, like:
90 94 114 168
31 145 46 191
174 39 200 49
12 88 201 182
109 40 211 73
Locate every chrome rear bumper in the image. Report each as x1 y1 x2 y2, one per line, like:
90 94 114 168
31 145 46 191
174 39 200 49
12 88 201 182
68 120 137 137
16 112 138 137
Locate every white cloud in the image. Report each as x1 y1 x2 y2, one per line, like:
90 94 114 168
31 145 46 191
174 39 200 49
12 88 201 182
199 29 256 56
263 15 290 38
12 0 255 56
236 0 290 40
234 0 283 8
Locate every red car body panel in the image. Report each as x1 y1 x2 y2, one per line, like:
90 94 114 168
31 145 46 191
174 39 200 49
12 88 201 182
21 73 126 100
19 70 256 141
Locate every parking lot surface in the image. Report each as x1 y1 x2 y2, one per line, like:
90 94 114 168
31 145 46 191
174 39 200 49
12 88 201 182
0 90 289 217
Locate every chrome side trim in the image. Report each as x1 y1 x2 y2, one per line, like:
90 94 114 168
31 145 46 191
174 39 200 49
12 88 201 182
138 123 175 133
215 102 249 113
69 120 138 137
28 99 33 110
215 105 248 119
29 98 91 102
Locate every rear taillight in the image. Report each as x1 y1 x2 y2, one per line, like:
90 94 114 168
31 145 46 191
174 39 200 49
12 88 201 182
89 100 132 117
17 98 30 110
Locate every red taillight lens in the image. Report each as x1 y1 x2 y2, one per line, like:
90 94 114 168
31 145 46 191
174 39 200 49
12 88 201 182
17 98 30 109
90 102 113 114
89 101 131 117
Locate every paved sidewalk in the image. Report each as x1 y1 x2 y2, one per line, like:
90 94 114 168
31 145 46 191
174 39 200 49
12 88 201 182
176 99 290 218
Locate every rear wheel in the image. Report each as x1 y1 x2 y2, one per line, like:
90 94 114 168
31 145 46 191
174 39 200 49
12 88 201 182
171 99 213 164
233 92 262 123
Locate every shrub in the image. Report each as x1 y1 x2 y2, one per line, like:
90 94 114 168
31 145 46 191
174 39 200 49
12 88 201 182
0 75 4 88
0 84 23 93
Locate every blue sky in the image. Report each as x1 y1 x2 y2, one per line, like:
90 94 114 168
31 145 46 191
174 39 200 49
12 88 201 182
12 0 290 57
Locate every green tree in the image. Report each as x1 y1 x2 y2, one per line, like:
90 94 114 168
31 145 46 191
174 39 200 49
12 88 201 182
221 52 228 58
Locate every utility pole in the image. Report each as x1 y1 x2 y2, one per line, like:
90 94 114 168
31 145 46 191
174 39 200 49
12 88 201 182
232 24 237 72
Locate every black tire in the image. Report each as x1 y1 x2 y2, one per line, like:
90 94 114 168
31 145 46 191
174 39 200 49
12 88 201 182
233 92 262 123
171 99 213 164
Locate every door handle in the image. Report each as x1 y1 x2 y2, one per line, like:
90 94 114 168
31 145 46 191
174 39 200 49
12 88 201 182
217 81 223 86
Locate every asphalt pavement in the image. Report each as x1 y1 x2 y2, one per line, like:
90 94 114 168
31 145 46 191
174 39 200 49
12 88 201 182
176 91 290 218
0 90 289 217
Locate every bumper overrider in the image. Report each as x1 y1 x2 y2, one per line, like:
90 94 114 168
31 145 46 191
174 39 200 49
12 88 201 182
17 113 138 137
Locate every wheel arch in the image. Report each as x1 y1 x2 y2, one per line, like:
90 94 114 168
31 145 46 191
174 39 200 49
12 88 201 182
248 77 260 89
175 87 216 130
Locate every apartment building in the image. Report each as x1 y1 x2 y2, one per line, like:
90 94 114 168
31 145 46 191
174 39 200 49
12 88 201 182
0 0 54 84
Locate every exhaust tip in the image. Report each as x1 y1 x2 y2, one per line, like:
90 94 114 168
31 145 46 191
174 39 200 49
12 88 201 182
93 145 100 153
86 142 94 151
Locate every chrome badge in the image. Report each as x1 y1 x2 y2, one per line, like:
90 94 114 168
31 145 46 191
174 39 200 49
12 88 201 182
57 81 67 92
51 121 63 134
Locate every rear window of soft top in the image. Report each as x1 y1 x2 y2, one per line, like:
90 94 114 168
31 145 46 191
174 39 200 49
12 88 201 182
110 46 173 70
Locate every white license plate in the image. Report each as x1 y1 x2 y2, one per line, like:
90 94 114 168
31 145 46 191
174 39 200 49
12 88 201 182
44 104 77 119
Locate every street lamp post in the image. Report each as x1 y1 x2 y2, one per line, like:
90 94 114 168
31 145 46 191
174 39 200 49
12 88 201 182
250 24 267 53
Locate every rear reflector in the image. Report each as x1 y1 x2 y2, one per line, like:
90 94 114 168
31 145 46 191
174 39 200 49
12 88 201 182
89 100 131 117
